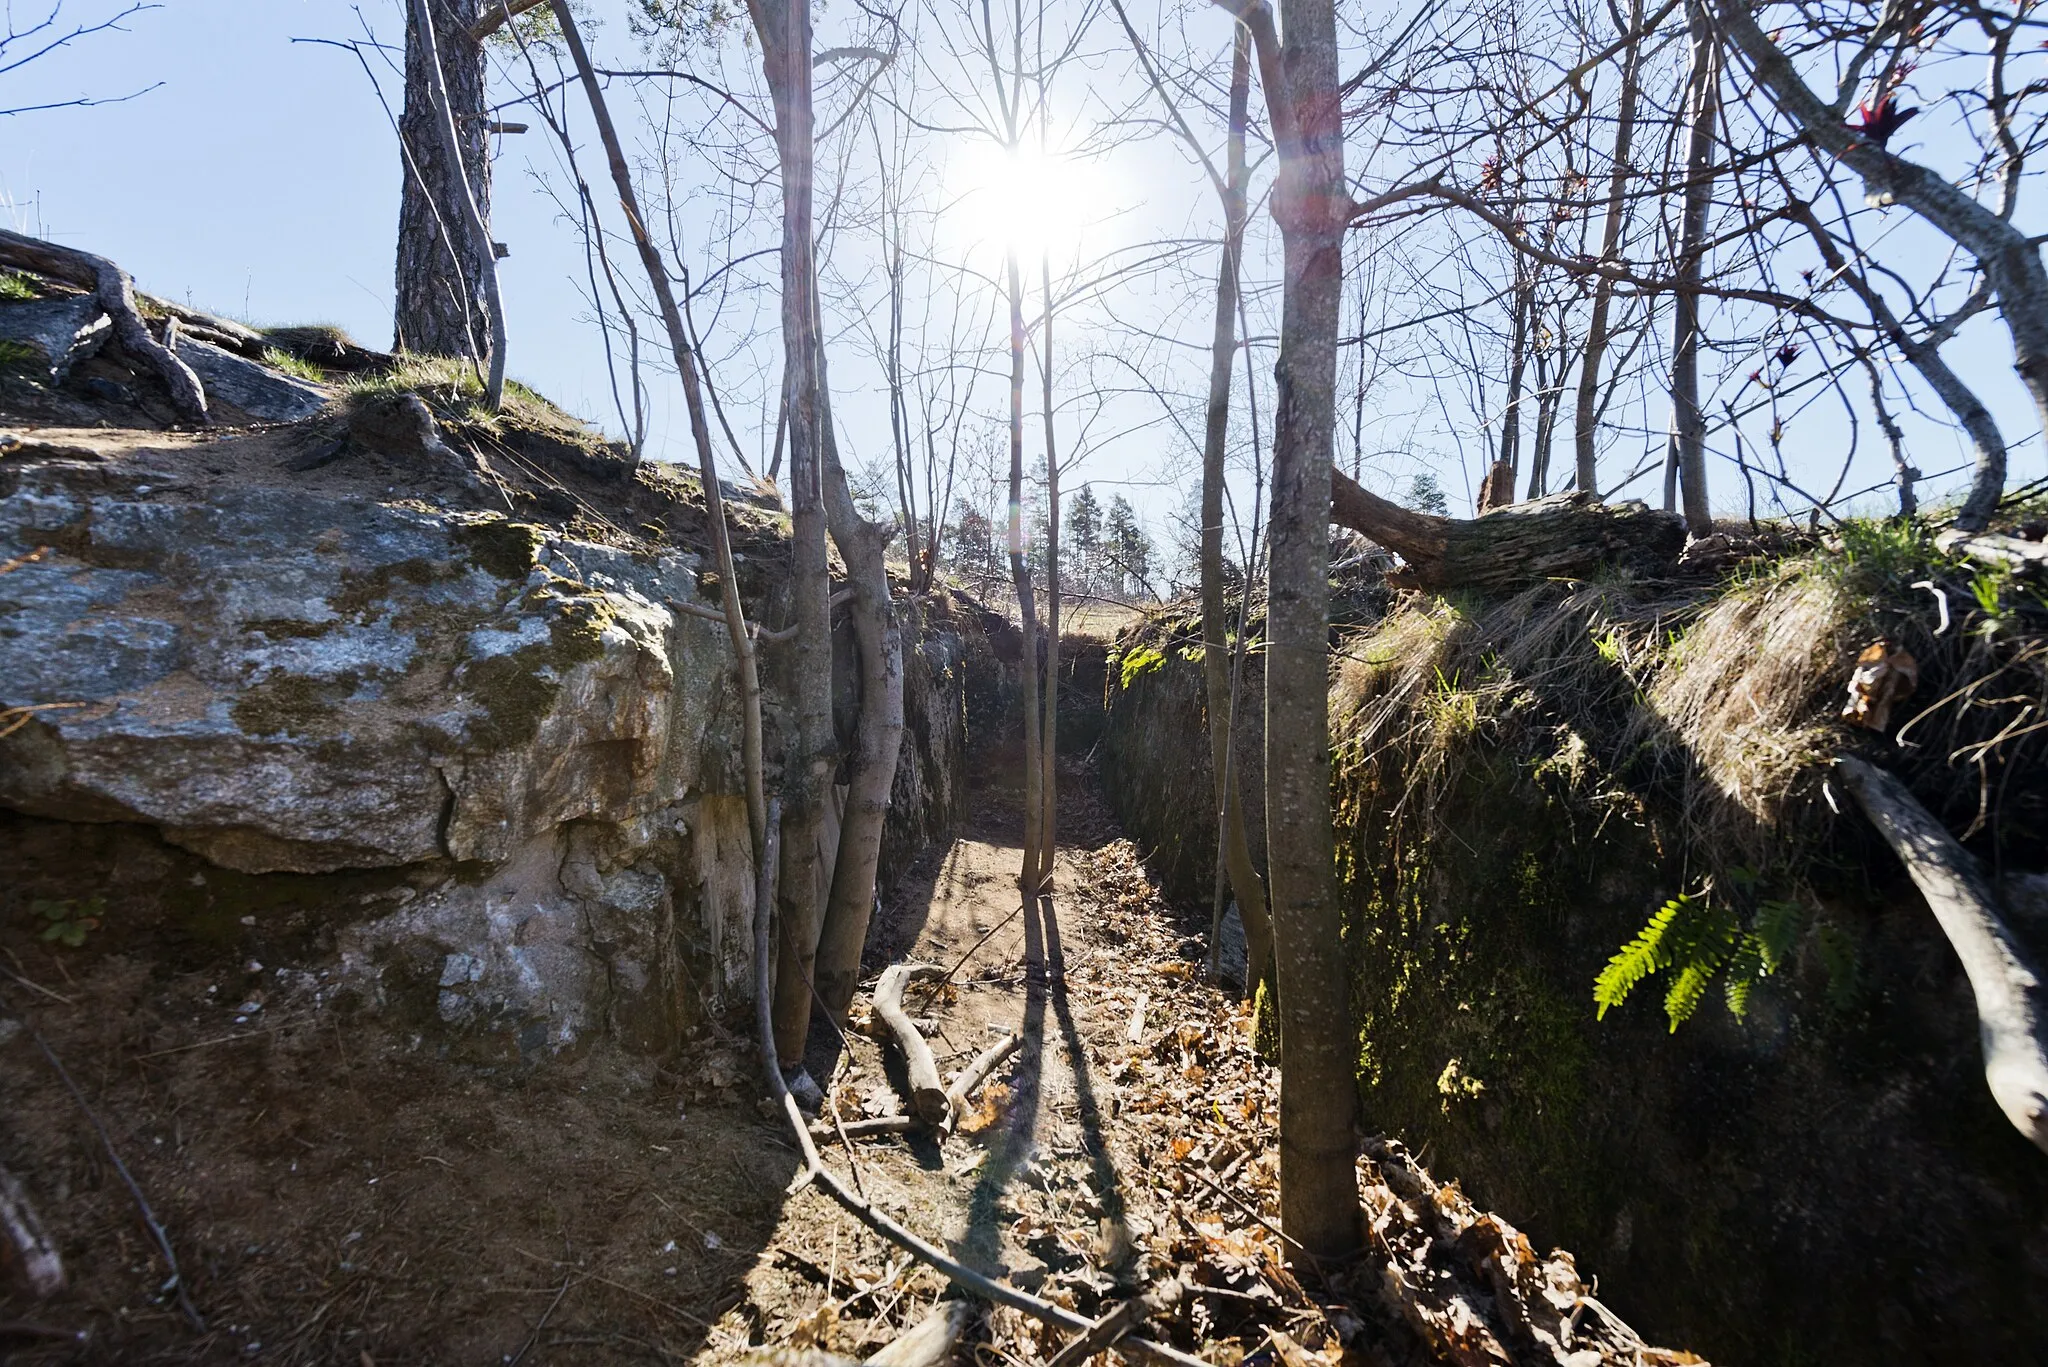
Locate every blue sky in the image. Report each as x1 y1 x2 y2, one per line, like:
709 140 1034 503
5 0 2043 549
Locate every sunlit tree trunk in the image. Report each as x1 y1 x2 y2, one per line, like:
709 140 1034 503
749 0 839 1071
1008 249 1046 899
1217 0 1363 1263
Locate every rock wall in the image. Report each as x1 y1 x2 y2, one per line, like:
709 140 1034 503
1101 617 2048 1366
0 443 967 1060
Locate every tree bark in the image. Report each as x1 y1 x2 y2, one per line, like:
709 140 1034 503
1330 467 1684 591
1216 0 1363 1261
409 0 505 408
1837 757 2048 1154
1573 0 1648 495
1198 31 1275 1001
396 0 494 362
1663 0 1717 532
0 230 208 424
750 0 840 1069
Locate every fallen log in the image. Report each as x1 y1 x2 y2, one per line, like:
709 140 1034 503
0 229 208 424
1329 467 1685 593
1836 756 2048 1155
874 964 952 1126
0 1160 64 1299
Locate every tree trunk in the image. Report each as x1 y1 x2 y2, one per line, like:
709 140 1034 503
1009 249 1046 898
395 0 493 361
408 0 505 408
1200 31 1275 1001
1497 276 1531 484
811 327 907 1024
1217 0 1363 1262
751 0 839 1070
1040 254 1060 894
1573 0 1647 495
1663 0 1718 532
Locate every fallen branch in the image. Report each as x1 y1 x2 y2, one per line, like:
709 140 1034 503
864 1300 975 1367
1836 756 2048 1154
755 886 1203 1367
873 964 952 1126
810 1033 1022 1143
0 229 208 424
1046 1282 1182 1367
0 1161 64 1299
1935 527 2048 574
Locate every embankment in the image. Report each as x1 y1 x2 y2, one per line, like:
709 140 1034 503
1103 530 2048 1365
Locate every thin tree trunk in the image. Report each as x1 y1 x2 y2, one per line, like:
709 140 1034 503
1663 0 1718 531
1498 276 1531 482
811 321 908 1024
409 0 505 409
549 3 765 857
750 0 838 1070
396 0 493 361
1039 253 1060 894
1200 30 1275 1000
1009 248 1046 898
1574 0 1647 495
1216 0 1363 1262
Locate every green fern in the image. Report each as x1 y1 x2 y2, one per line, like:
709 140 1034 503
1594 896 1688 1019
1753 899 1808 974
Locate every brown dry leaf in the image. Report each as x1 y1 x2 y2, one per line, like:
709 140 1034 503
956 1081 1011 1134
1840 639 1919 730
787 1300 839 1350
1153 961 1195 979
1169 1136 1196 1163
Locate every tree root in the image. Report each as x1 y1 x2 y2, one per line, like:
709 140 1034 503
0 229 209 424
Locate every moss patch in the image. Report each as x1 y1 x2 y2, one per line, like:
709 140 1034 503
453 517 547 580
231 670 361 738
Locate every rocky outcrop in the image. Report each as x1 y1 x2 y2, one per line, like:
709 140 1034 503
0 438 968 1057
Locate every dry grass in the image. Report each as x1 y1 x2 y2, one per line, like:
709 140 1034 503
1330 514 2048 899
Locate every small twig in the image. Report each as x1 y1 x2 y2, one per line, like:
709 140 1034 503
0 956 72 1006
0 989 205 1330
1179 1161 1315 1264
133 1031 268 1061
508 1276 575 1366
910 904 1023 1012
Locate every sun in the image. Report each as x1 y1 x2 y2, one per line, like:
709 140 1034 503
949 142 1091 262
